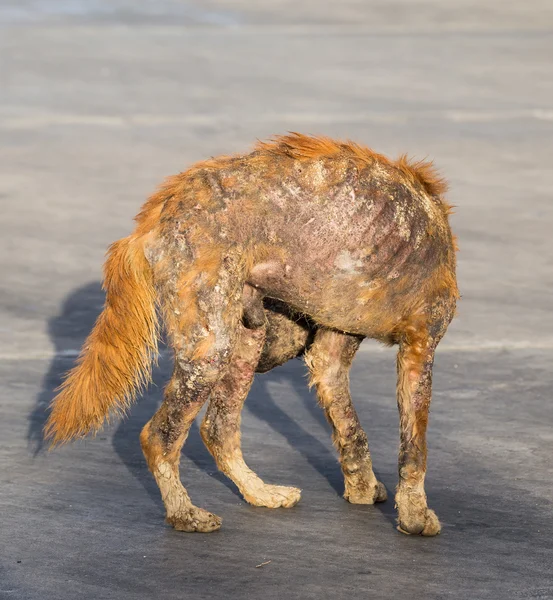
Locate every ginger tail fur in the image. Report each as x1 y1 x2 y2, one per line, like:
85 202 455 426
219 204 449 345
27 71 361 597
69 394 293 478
44 234 158 446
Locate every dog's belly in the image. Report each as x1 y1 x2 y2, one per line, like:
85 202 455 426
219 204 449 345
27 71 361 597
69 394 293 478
247 250 428 340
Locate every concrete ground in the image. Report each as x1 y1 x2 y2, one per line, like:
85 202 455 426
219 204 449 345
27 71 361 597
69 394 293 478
1 1 552 598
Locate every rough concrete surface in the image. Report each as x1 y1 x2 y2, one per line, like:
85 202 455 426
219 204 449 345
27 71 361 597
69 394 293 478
0 1 552 599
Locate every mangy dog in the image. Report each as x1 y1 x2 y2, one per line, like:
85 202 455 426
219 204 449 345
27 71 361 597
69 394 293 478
46 134 459 536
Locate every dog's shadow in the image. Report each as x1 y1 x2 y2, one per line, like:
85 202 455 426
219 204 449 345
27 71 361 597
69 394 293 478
27 282 106 455
28 281 363 512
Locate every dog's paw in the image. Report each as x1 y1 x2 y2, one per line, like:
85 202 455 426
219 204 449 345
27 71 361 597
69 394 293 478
397 507 441 536
166 507 222 533
345 480 388 504
243 484 301 508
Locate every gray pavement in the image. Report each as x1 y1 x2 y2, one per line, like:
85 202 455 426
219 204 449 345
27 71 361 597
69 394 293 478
1 1 552 598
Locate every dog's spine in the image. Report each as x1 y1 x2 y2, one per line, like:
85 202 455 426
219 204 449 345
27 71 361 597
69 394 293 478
45 234 158 446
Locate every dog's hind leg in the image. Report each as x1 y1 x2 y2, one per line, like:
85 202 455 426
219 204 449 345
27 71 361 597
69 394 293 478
140 253 245 532
201 320 302 509
305 329 387 504
140 361 223 532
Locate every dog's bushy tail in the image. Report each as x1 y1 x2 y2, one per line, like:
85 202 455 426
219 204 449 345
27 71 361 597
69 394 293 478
44 234 158 446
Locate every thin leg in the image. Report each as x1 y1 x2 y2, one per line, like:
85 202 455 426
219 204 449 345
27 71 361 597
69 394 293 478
395 306 452 536
140 361 223 532
141 250 245 532
305 328 387 504
201 323 301 508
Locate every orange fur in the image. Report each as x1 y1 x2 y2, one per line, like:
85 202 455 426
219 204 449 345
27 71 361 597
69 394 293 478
452 235 460 253
134 174 184 235
256 132 449 200
44 234 159 445
395 154 448 198
192 332 216 360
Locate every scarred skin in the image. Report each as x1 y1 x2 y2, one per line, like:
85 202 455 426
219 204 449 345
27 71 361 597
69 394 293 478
46 134 458 537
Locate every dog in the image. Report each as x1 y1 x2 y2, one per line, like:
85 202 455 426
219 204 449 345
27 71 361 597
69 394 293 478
46 133 458 536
